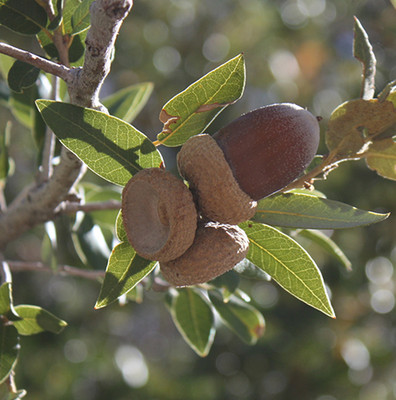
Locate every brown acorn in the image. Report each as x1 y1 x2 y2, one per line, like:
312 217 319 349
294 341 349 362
177 103 320 223
213 103 320 200
160 222 249 287
121 168 197 262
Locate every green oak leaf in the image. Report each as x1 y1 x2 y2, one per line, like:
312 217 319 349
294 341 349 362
13 305 67 335
167 288 215 357
0 283 21 322
71 0 94 35
325 99 396 157
0 324 19 385
103 82 154 123
95 242 157 309
209 290 265 345
115 210 127 242
240 221 335 318
365 139 396 180
252 193 389 229
156 54 245 147
36 100 163 186
0 0 47 35
7 60 40 93
297 229 352 271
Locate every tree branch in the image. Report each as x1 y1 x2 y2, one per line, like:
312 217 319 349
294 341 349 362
69 0 133 110
6 260 105 280
60 199 121 214
0 0 133 250
0 42 72 83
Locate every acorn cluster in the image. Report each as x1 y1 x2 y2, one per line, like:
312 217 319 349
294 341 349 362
121 103 320 286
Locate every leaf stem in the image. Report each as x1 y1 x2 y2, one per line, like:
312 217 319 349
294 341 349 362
282 150 340 192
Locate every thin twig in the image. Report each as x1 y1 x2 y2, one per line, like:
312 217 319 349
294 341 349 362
6 260 105 280
39 76 60 183
0 42 72 83
60 199 121 214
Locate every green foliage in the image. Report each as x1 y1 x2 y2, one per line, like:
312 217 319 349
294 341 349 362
36 100 163 186
12 305 67 336
0 0 47 35
209 290 265 345
70 0 94 35
7 61 40 93
253 192 388 229
296 229 352 271
0 325 19 385
167 288 215 357
95 242 157 309
102 82 154 123
0 1 396 397
241 221 335 318
156 54 245 147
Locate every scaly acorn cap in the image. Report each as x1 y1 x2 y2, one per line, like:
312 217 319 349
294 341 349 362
177 134 257 224
122 168 198 262
160 221 249 287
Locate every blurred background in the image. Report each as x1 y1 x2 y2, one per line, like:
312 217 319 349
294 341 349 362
1 0 396 399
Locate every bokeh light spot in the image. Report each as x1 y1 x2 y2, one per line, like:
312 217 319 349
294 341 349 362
115 345 149 388
341 339 370 371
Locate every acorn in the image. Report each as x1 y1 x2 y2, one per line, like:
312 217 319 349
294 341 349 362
160 221 249 287
121 168 197 262
177 103 320 223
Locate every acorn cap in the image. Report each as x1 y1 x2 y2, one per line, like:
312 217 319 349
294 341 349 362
177 134 257 224
122 168 197 262
160 222 249 287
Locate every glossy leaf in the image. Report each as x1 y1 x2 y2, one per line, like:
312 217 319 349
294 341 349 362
326 99 396 156
36 30 86 65
115 210 127 242
0 0 47 35
36 100 163 186
47 0 64 31
71 0 94 35
233 259 271 281
365 139 396 180
210 270 240 300
253 193 389 229
95 242 157 308
209 290 265 345
68 32 86 64
13 305 67 335
156 54 245 147
103 82 154 123
353 17 376 100
8 61 40 93
0 324 19 385
168 288 215 357
240 221 335 318
297 229 352 271
62 0 81 34
0 283 21 321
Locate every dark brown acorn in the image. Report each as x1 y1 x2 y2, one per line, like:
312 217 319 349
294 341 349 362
177 103 320 224
213 103 320 200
